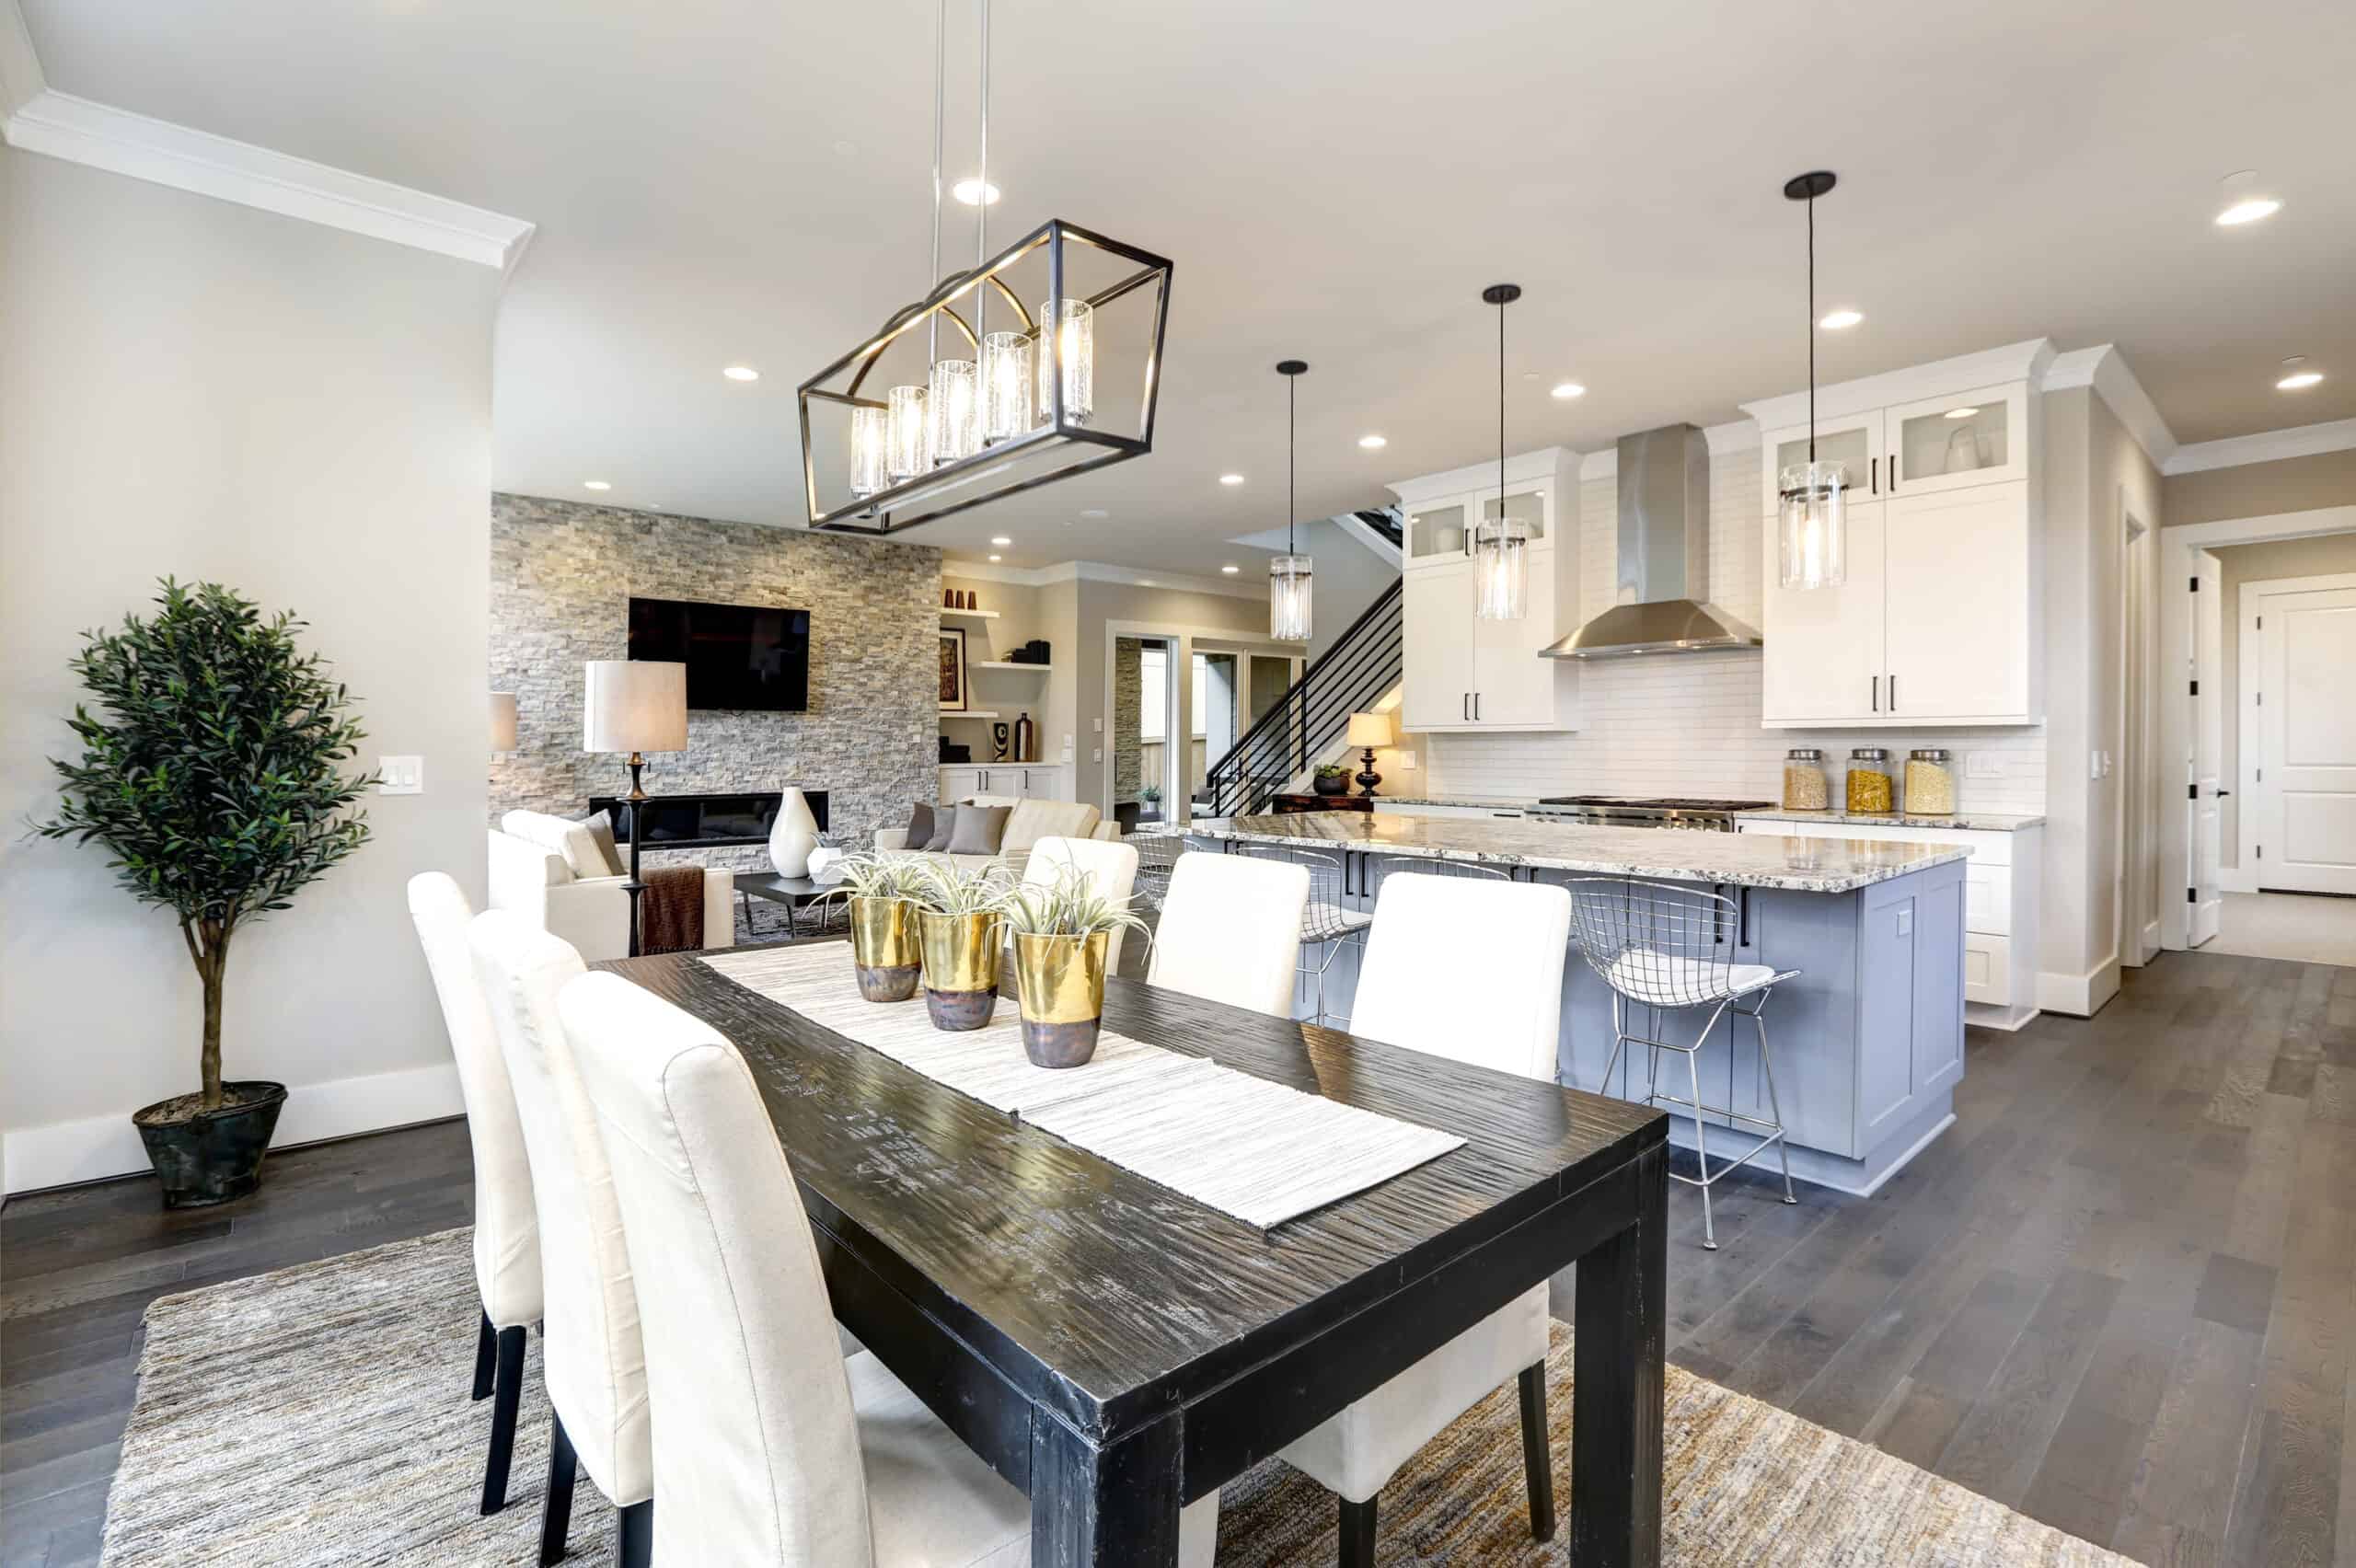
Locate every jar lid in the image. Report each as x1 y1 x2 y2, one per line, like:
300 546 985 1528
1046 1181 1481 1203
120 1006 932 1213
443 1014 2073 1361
1910 748 1952 761
1785 748 1823 761
1849 747 1889 761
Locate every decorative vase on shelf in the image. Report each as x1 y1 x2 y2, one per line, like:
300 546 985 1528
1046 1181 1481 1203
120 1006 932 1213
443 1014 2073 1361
1013 711 1035 763
768 787 820 877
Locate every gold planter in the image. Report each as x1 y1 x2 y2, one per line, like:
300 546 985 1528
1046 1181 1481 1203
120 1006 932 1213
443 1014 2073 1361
918 910 1004 1031
1011 930 1109 1068
848 896 922 1002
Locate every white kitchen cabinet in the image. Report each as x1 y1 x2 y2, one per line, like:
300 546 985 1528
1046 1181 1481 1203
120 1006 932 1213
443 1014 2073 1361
1882 484 2031 721
939 763 1068 801
1759 502 1886 722
1401 562 1477 729
1887 383 2029 497
1403 499 1470 565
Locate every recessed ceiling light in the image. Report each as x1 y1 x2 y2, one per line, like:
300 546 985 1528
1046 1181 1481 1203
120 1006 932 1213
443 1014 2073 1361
722 365 760 382
583 479 611 490
2216 196 2281 226
1550 382 1586 400
989 536 1012 547
1221 564 1240 574
1138 579 1157 587
987 554 1003 562
1945 406 1980 420
952 178 1001 206
1357 433 1387 449
1218 473 1245 486
2278 368 2325 390
1818 309 1864 330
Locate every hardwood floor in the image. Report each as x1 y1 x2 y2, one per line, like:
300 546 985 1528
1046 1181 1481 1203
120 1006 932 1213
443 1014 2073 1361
4 948 2350 1566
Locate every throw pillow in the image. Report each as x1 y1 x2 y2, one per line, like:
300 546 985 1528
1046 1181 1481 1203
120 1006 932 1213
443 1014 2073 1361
575 813 627 878
905 801 937 852
923 804 957 853
944 803 1012 858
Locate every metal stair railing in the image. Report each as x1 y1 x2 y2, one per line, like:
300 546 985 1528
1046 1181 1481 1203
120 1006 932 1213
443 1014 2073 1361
1199 577 1403 820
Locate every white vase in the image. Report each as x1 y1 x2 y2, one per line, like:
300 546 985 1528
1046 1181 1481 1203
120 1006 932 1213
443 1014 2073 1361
768 788 820 878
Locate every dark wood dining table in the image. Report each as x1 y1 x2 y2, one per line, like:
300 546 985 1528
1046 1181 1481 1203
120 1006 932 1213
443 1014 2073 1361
609 944 1669 1567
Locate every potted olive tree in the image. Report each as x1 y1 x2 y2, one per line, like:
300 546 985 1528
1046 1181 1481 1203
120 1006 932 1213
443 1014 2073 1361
34 581 375 1208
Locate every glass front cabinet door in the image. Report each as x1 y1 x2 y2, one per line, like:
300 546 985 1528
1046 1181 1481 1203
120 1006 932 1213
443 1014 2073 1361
1403 501 1469 567
1885 383 2030 497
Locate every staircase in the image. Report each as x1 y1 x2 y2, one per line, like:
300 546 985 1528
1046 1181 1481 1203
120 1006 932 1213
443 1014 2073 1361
1199 578 1403 819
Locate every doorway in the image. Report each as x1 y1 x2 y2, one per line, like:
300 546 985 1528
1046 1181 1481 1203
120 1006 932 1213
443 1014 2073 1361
1114 635 1180 827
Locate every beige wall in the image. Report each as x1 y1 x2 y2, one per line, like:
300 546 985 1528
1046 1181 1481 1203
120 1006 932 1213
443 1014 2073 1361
2212 532 2356 858
2164 448 2356 528
1069 580 1286 813
0 149 498 1191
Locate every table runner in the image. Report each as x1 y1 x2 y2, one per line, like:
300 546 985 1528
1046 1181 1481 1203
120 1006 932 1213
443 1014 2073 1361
698 942 1465 1228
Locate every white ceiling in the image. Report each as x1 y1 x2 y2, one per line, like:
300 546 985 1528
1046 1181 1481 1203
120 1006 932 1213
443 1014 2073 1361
22 0 2355 574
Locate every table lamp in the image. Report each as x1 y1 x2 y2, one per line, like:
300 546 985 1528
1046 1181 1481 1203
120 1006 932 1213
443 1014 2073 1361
1347 711 1394 797
583 660 687 957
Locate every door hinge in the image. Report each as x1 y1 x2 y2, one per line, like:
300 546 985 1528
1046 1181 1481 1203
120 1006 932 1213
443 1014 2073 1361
2258 846 2264 859
2189 575 2200 592
2189 680 2200 696
2257 691 2263 707
2258 615 2263 629
2187 886 2197 904
2189 783 2199 800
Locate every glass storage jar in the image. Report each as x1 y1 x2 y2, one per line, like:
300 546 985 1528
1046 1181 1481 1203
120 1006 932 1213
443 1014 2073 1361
1782 748 1830 811
1845 747 1894 813
1905 748 1957 815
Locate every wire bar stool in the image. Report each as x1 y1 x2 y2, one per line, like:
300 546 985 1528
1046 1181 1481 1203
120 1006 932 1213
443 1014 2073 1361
1234 842 1369 1025
1565 877 1798 1249
1128 830 1183 913
1367 853 1510 905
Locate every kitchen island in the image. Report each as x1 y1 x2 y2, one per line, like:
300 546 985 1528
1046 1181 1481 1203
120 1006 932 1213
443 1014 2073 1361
1182 812 1971 1195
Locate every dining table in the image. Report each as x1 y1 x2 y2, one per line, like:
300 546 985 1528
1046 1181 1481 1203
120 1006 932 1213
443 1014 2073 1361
606 941 1670 1567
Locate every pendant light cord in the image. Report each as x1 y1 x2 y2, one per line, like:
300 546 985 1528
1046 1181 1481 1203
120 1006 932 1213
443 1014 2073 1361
1287 373 1296 555
1807 190 1816 463
926 0 945 364
1496 293 1506 525
974 0 987 339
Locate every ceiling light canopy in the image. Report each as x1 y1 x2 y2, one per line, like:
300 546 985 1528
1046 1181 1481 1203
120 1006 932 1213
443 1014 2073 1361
799 0 1172 538
1817 308 1863 330
1780 170 1848 593
1551 382 1585 400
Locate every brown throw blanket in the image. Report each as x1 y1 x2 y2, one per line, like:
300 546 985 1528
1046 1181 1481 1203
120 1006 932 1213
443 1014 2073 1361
639 866 706 954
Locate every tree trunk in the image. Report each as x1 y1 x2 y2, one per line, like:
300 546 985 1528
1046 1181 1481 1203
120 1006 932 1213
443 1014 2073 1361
198 923 226 1112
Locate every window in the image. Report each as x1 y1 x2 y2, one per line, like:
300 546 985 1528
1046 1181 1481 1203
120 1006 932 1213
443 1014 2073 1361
1138 648 1167 740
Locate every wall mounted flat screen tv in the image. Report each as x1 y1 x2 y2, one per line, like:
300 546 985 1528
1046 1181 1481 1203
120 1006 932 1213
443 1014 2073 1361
628 597 811 711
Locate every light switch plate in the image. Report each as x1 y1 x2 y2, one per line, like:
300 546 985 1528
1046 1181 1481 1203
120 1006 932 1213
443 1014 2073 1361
1397 754 1417 771
378 755 424 795
1091 746 1103 763
1091 717 1103 732
1967 752 2004 779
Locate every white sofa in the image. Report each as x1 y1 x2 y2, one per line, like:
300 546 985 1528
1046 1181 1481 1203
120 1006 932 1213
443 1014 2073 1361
488 810 735 962
875 795 1120 874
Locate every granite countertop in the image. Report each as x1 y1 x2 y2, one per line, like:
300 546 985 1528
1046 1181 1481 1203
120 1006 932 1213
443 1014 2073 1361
1363 794 1543 811
1735 807 2047 832
1185 812 1970 894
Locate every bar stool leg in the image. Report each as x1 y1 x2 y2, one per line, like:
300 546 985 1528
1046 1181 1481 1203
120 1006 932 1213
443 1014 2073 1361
1754 1003 1798 1205
1686 1045 1716 1250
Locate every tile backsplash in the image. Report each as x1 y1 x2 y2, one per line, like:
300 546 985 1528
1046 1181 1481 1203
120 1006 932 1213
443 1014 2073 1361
1427 445 2048 815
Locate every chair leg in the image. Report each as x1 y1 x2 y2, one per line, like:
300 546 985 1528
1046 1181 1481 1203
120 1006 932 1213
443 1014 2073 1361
480 1325 527 1516
538 1411 578 1566
1754 1005 1798 1205
616 1499 653 1568
471 1309 497 1401
1518 1362 1556 1540
1337 1493 1378 1568
1686 1045 1716 1250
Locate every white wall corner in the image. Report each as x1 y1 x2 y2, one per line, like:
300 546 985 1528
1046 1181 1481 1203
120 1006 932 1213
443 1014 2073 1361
1334 512 1403 568
0 85 535 273
2165 417 2356 477
2036 958 2122 1018
2044 344 2178 474
0 0 44 121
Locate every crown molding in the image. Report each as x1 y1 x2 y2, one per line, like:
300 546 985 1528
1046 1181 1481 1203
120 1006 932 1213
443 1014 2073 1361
1577 418 1757 480
0 83 534 272
2162 417 2356 477
1740 339 2057 431
2043 344 2178 473
941 558 1263 600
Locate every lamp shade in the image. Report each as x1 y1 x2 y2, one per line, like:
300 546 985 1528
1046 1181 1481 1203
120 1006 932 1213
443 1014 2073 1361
583 661 687 754
489 692 518 753
1346 711 1394 749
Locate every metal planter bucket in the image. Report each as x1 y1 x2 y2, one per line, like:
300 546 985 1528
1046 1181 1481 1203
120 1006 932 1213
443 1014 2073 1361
1011 930 1109 1068
918 910 1003 1031
849 896 922 1002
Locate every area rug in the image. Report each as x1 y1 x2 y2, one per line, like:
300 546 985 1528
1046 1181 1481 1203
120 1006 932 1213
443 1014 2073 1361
99 1228 2135 1565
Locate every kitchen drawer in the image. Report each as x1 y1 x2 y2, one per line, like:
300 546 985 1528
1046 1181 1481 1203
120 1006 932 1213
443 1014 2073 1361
1962 932 2010 1006
1964 863 2012 935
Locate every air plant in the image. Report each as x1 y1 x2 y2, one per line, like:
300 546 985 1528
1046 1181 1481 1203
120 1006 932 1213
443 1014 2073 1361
904 857 1019 916
998 857 1153 951
816 851 930 905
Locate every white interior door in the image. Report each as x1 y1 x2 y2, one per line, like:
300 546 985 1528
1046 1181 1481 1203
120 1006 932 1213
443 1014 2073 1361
2257 582 2356 894
2188 551 2223 945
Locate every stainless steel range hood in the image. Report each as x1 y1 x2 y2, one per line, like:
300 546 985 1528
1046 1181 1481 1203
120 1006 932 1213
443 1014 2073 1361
1541 423 1762 659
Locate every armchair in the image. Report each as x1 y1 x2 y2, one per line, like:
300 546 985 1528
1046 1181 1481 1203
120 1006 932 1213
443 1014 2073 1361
487 812 734 962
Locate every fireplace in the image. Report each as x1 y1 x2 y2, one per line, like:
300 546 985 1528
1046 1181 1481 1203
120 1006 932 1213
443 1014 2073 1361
586 790 828 850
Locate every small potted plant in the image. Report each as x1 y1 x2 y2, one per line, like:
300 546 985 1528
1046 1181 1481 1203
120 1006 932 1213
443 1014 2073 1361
820 853 927 1001
999 861 1151 1067
1312 763 1352 797
907 860 1015 1031
1138 783 1163 822
32 581 374 1208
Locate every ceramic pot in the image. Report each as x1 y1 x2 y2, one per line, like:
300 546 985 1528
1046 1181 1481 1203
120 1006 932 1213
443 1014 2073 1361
1011 931 1109 1067
133 1080 289 1209
918 910 1003 1031
848 896 922 1002
768 787 820 877
1312 773 1350 797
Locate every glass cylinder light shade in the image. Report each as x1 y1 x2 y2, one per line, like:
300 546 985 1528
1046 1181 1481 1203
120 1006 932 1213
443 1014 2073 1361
1777 460 1848 589
885 384 930 480
849 405 890 497
1035 297 1094 427
927 358 980 467
1270 554 1313 642
980 331 1034 443
1472 517 1530 621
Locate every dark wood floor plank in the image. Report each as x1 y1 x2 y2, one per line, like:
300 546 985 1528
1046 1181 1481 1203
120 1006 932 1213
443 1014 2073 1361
1934 1264 2126 1505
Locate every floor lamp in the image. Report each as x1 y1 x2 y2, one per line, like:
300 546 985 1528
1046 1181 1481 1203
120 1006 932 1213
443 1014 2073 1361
583 661 687 958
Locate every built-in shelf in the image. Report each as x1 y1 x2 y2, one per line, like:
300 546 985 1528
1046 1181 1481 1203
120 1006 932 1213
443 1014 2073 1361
941 607 1001 620
969 660 1054 673
939 710 1003 721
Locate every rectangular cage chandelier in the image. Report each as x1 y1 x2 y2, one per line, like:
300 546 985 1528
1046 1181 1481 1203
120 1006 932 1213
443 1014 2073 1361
798 218 1172 536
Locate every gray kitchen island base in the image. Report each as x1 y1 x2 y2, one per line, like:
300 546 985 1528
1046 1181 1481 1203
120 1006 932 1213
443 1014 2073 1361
1642 1093 1954 1198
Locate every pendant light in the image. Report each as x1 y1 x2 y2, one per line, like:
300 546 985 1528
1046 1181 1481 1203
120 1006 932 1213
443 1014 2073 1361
1777 170 1847 591
1473 282 1528 621
1269 360 1312 642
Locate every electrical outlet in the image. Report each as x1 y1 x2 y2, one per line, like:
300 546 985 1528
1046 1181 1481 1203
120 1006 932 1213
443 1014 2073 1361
1091 746 1103 763
1966 752 2004 779
378 755 424 795
1091 717 1103 732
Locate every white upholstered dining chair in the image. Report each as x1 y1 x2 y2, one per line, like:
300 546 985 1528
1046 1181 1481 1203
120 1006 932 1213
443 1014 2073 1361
1276 870 1573 1566
1145 851 1311 1019
555 971 1220 1567
468 913 653 1567
1016 835 1141 969
406 873 543 1516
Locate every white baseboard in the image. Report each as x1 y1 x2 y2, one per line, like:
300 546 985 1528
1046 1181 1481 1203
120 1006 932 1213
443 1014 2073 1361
3 1061 463 1197
2218 864 2259 894
2037 958 2123 1018
2130 919 2163 966
1966 1000 2041 1032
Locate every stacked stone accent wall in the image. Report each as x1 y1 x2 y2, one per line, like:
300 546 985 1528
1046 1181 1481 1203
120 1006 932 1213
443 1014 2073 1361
489 494 940 868
1112 636 1144 803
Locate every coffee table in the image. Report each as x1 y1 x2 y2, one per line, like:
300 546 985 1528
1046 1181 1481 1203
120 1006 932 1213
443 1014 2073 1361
736 871 848 941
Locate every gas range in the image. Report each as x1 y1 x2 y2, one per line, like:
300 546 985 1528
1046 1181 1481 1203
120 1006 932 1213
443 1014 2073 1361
1530 795 1773 832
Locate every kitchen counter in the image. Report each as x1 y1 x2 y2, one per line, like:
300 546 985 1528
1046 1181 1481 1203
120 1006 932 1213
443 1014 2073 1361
1734 807 2047 832
1187 811 1970 894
